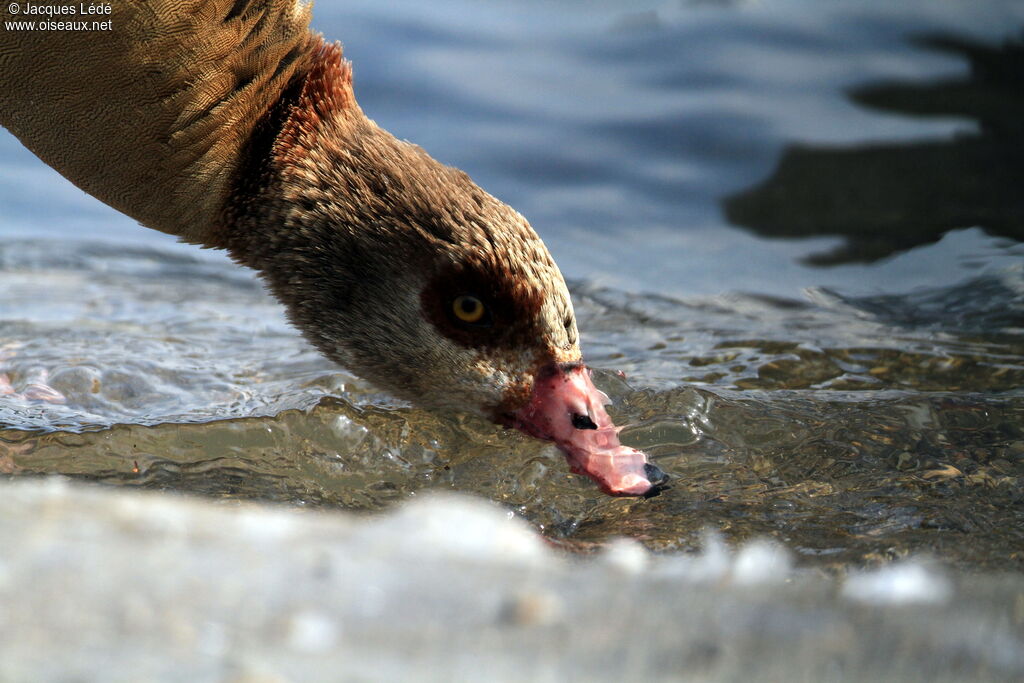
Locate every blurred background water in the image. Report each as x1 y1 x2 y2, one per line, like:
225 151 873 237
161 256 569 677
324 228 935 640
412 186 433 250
1 0 1022 571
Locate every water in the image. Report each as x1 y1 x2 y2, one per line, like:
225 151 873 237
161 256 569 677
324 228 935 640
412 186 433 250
1 0 1022 571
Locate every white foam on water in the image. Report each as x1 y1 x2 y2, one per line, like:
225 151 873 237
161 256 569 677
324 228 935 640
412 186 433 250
842 562 953 606
731 538 793 586
355 493 554 567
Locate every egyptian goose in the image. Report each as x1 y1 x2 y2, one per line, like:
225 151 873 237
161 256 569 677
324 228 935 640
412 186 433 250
0 0 667 495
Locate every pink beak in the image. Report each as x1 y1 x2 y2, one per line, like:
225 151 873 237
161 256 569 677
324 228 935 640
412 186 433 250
508 363 668 497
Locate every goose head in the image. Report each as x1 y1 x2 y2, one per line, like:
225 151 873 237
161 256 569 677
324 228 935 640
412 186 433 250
222 46 667 496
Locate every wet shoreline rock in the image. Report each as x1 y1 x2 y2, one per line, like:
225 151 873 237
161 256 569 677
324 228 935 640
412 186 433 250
0 477 1020 682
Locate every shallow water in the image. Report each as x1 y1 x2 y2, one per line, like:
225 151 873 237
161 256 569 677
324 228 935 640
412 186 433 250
1 0 1022 571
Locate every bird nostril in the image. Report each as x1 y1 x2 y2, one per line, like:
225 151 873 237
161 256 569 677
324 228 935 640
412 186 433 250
571 413 598 430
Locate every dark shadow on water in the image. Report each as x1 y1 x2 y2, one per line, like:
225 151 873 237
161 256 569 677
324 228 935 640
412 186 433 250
723 31 1024 265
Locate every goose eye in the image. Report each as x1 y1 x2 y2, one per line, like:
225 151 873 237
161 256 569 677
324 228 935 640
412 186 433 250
451 295 487 324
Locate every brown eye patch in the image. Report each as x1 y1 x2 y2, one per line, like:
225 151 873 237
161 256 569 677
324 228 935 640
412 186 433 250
420 260 544 351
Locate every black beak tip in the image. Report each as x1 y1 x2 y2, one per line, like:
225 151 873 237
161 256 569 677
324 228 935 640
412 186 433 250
642 462 670 498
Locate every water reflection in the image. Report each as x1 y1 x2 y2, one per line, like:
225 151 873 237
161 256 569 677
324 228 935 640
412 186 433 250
724 32 1024 265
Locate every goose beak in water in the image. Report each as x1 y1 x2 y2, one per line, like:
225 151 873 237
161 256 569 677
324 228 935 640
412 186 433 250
0 0 667 496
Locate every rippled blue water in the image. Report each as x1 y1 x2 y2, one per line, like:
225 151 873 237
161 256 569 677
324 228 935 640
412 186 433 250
5 0 1023 295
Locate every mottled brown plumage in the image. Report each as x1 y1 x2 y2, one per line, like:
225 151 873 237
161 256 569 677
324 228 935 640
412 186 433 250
222 39 580 415
1 0 664 495
1 0 316 245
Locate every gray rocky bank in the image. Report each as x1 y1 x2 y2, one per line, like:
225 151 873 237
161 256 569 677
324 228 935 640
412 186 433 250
0 477 1021 682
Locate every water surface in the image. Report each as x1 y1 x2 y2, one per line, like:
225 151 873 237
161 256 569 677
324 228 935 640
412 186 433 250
1 0 1022 571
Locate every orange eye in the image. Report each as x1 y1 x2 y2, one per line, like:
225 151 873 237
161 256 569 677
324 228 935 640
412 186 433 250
452 295 486 324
